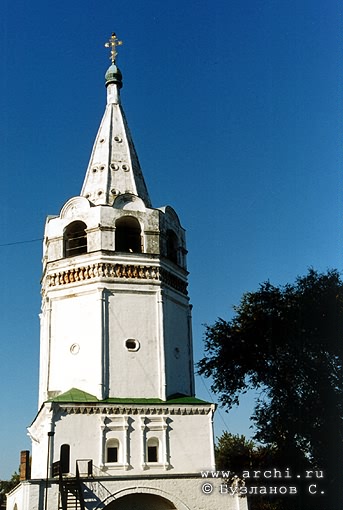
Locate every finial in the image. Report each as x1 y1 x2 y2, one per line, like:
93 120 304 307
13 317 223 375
104 32 123 64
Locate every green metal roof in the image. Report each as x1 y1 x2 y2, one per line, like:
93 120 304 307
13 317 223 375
50 387 211 405
51 388 98 402
105 63 122 87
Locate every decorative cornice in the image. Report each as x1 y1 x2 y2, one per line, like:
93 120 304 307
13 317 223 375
58 404 211 416
160 268 188 294
46 262 188 294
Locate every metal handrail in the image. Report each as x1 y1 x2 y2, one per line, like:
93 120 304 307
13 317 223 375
75 463 86 510
58 466 68 510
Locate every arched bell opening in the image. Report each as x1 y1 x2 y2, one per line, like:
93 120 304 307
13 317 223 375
64 221 87 257
115 216 142 253
166 229 178 264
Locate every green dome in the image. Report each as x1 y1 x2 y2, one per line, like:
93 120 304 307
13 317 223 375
105 64 123 88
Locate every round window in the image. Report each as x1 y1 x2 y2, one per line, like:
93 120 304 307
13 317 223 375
125 339 140 351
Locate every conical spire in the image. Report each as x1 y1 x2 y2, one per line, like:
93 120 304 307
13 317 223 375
81 33 151 207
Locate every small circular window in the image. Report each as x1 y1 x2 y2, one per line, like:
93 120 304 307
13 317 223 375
125 339 140 352
70 343 80 355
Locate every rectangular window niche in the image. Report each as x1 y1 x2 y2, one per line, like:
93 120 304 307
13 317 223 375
100 415 129 471
140 416 170 471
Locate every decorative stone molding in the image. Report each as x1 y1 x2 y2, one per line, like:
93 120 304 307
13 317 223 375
60 196 91 219
47 263 188 295
160 268 187 294
140 416 170 470
100 415 130 471
59 404 211 416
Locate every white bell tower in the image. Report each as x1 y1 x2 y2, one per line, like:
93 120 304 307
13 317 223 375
38 41 194 407
7 33 247 510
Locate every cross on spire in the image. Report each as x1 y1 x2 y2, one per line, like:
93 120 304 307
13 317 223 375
104 32 123 64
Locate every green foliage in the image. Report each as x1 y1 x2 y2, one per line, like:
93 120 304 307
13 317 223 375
215 431 332 510
0 472 20 508
199 269 343 509
216 431 255 474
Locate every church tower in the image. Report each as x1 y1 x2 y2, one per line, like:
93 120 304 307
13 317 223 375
7 34 247 510
37 47 193 408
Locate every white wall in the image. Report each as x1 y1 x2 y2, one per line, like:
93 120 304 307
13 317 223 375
7 476 247 510
29 402 216 479
48 288 103 398
108 286 161 398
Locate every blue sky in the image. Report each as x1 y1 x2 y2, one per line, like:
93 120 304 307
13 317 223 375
0 0 340 479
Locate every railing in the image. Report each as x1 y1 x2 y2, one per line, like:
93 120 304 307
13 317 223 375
58 466 68 510
76 459 93 478
75 463 86 510
56 460 89 510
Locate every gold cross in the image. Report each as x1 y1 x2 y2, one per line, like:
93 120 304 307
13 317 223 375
104 33 123 64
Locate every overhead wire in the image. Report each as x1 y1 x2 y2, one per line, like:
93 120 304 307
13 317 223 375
1 236 233 437
0 238 43 247
198 374 230 434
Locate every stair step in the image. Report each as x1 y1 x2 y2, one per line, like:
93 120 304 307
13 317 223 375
59 476 85 510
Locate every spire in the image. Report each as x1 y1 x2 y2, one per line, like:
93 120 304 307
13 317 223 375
81 33 151 207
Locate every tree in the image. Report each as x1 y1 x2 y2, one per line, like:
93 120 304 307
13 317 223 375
215 432 286 510
199 268 343 510
216 432 255 476
0 472 20 509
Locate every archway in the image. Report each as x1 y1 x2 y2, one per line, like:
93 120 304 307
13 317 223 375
104 493 176 510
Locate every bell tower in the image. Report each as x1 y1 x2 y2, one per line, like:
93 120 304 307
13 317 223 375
38 33 193 406
7 33 247 510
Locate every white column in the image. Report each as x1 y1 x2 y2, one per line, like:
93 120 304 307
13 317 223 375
97 288 106 400
141 417 147 469
209 404 216 470
156 290 166 400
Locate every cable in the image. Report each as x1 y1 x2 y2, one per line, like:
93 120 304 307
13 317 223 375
198 374 230 433
0 238 43 247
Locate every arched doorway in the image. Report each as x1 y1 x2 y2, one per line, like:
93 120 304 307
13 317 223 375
59 443 70 474
105 493 176 510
